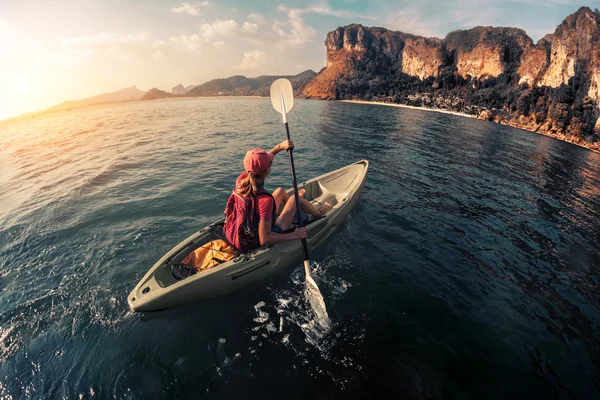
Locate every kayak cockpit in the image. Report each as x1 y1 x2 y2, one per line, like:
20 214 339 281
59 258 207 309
128 222 236 306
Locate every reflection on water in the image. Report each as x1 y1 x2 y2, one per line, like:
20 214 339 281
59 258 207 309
0 98 599 398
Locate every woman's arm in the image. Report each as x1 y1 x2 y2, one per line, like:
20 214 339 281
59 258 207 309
268 139 294 157
258 220 306 246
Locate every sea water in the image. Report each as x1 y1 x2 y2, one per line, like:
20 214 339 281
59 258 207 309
1 97 599 398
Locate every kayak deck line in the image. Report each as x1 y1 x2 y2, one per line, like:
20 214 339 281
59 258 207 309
128 160 369 312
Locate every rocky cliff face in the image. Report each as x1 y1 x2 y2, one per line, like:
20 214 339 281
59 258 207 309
541 9 600 89
402 37 444 79
303 7 600 151
517 38 549 86
445 27 532 80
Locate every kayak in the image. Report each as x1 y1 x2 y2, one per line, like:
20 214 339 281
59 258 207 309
127 160 369 312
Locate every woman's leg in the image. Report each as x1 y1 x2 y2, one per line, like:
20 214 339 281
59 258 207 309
272 187 307 214
298 196 328 217
276 194 332 230
272 188 289 214
276 194 300 230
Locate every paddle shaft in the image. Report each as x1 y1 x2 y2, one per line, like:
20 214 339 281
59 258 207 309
284 122 309 262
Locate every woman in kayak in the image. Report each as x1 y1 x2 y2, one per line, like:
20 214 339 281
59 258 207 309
224 140 331 252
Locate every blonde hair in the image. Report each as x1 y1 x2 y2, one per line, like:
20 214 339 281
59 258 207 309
235 170 268 197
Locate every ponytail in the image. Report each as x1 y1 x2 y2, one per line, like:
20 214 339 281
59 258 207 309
235 171 264 197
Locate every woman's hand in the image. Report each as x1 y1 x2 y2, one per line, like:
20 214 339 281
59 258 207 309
278 139 295 151
290 227 307 240
269 140 295 156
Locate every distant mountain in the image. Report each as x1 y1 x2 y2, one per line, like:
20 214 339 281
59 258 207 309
172 84 196 95
142 88 175 100
141 70 316 102
2 69 317 123
48 86 145 111
186 70 316 97
0 85 146 123
141 70 316 101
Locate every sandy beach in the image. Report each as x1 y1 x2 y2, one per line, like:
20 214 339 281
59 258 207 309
339 99 476 119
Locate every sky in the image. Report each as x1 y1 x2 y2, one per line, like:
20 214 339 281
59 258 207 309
0 0 591 120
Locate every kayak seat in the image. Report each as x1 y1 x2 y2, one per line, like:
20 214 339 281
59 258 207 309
172 263 196 281
182 239 236 268
171 238 238 281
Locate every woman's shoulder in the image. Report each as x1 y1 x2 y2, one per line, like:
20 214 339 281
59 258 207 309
256 192 275 208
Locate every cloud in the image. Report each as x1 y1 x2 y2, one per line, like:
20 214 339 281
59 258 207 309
273 1 373 50
199 19 241 39
61 32 152 52
445 0 503 30
234 50 268 70
61 31 213 62
384 7 440 37
213 41 225 47
172 1 209 16
273 7 316 50
247 12 266 24
169 33 205 51
304 2 375 19
241 22 259 34
383 0 507 38
198 19 263 42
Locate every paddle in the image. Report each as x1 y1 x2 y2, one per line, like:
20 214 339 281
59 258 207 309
269 78 320 290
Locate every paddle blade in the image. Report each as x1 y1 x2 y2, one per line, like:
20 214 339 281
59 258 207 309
270 78 294 115
304 260 319 289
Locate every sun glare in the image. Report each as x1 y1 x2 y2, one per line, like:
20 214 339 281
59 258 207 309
16 78 33 96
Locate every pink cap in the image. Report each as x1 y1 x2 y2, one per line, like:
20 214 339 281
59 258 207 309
243 148 274 175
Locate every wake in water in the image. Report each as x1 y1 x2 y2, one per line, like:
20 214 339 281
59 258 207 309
248 254 359 357
242 253 367 390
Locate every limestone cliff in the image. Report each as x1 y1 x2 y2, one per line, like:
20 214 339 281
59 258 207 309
517 37 549 86
540 8 600 88
445 26 532 80
402 37 444 79
303 7 600 151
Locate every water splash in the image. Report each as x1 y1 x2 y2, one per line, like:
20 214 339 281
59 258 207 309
249 255 358 356
243 254 366 391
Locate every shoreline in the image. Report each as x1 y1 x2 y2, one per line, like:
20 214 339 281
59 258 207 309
338 99 600 155
339 99 476 119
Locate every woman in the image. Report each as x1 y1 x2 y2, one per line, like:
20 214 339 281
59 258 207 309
224 139 331 252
